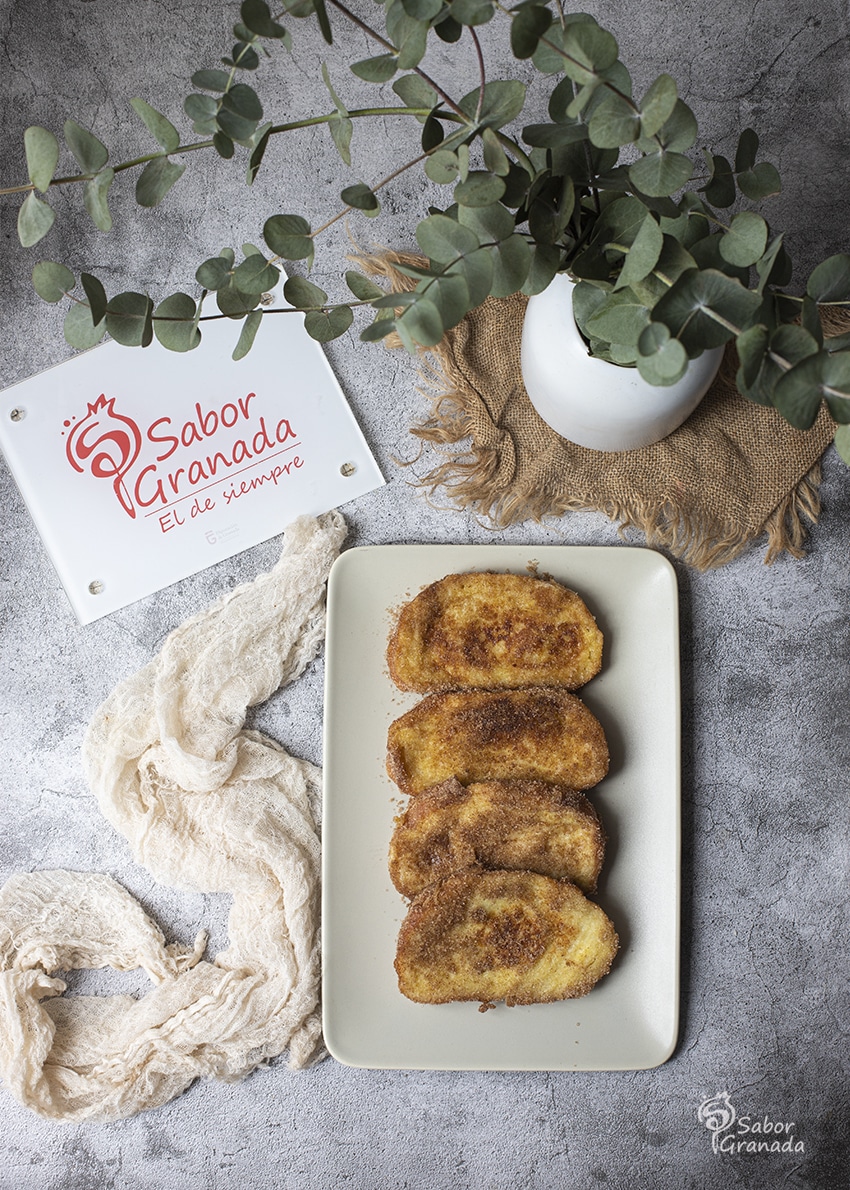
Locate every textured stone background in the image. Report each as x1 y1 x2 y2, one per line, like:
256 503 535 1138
1 1 848 1187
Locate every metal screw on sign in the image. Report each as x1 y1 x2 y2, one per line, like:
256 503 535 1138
9 408 25 422
260 293 275 306
340 462 357 477
88 580 105 596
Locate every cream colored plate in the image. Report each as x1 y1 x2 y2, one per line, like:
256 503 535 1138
321 544 680 1070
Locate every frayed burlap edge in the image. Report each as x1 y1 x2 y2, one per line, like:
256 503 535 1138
355 250 826 569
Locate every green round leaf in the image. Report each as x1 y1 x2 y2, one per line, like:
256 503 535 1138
64 119 108 174
454 171 506 208
191 68 232 92
511 4 553 60
588 91 639 149
416 212 479 263
807 254 850 304
229 43 260 70
398 297 444 346
232 254 280 294
489 234 532 297
154 292 201 352
106 292 154 347
216 284 259 318
639 74 677 139
735 128 759 173
213 132 235 159
64 301 107 350
284 276 328 309
17 191 55 247
304 305 354 342
360 317 397 342
652 268 763 352
216 107 258 143
341 182 379 211
636 322 688 385
24 126 59 193
135 157 186 208
196 256 232 290
351 55 398 83
561 21 619 85
425 149 460 185
628 151 692 198
84 168 114 232
719 211 769 268
344 270 384 302
264 213 313 260
222 83 263 121
458 80 526 130
32 261 75 303
184 93 218 123
241 0 287 38
737 161 781 201
81 272 108 326
129 99 180 153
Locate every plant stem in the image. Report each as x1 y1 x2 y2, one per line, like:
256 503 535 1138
470 28 487 124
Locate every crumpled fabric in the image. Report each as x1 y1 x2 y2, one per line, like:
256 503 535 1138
0 511 347 1121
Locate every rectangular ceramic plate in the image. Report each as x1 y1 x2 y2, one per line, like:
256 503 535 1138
321 544 680 1071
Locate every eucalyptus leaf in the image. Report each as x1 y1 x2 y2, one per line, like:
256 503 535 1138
586 290 650 346
521 241 561 295
216 283 259 318
241 0 287 38
232 253 280 294
360 317 397 342
106 291 154 347
587 90 639 149
402 0 443 19
32 261 75 303
196 256 233 289
458 80 526 130
772 350 850 429
185 93 219 122
449 246 494 305
614 214 663 289
719 211 768 268
135 157 185 208
457 200 515 242
228 43 260 70
737 161 781 201
398 297 444 346
17 191 54 247
734 323 770 392
351 55 398 83
636 322 688 385
214 132 235 159
284 275 328 309
64 301 107 350
423 271 472 328
264 213 313 259
652 268 763 352
489 234 532 296
449 0 495 26
511 4 552 60
345 270 385 301
702 152 736 208
734 127 759 173
216 106 258 143
130 99 180 153
341 182 379 211
246 122 273 184
81 272 108 326
482 127 510 176
222 83 263 121
328 114 353 165
392 74 438 115
639 74 677 138
304 305 354 342
425 149 460 184
24 126 59 193
628 150 692 198
84 168 115 232
416 212 479 262
454 171 506 207
560 21 619 85
64 119 109 174
191 68 232 92
807 254 850 304
232 310 263 360
153 292 201 352
523 121 588 148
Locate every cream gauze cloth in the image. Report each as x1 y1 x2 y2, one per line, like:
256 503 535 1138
0 511 347 1122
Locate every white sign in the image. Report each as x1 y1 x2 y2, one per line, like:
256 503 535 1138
0 291 383 623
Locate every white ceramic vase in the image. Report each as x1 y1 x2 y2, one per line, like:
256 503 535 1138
520 273 724 452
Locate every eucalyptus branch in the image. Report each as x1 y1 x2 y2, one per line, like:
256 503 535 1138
470 29 487 124
308 151 430 241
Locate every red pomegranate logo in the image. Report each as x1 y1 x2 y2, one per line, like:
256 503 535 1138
65 395 143 519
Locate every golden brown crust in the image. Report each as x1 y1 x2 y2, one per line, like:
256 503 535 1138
394 869 619 1006
387 571 603 693
386 687 609 795
388 778 606 898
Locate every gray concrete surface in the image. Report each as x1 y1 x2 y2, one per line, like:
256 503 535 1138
1 1 848 1187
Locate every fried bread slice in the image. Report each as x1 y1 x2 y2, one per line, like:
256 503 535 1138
387 571 603 692
395 868 619 1006
386 687 609 795
388 778 606 898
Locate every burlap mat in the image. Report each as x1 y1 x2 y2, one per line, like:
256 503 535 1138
364 253 839 568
